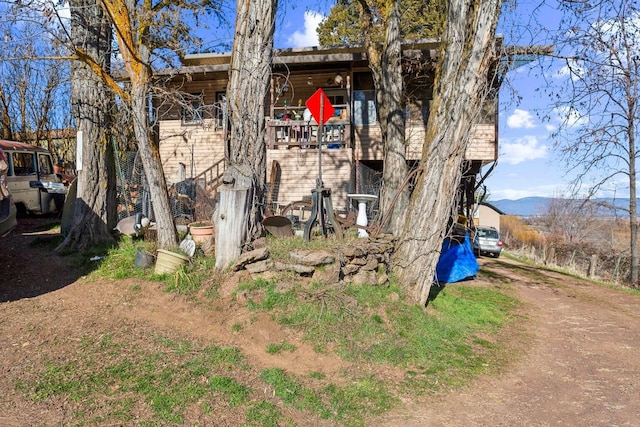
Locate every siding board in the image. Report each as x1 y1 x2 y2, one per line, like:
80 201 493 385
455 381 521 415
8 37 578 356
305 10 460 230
159 120 225 184
267 148 354 212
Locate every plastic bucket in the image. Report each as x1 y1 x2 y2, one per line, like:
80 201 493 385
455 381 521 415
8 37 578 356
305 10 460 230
155 249 190 274
135 249 155 268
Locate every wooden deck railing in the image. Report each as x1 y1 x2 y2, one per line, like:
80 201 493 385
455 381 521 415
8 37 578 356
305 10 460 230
266 104 351 149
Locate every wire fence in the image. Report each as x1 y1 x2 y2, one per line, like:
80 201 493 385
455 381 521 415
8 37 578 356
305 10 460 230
115 151 217 225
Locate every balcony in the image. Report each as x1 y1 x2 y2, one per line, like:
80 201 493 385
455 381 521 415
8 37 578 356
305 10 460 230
266 104 351 149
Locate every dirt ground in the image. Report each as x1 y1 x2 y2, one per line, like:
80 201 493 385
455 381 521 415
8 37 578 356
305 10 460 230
1 218 639 426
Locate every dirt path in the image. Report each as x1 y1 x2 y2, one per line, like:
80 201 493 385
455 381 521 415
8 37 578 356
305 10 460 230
1 219 639 426
376 258 640 426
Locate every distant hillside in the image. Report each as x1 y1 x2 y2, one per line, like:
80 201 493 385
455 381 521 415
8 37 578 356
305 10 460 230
491 197 630 217
491 197 551 217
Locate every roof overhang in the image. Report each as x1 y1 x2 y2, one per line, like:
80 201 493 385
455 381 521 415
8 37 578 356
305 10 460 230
181 39 440 67
157 39 440 78
500 44 555 70
156 38 552 79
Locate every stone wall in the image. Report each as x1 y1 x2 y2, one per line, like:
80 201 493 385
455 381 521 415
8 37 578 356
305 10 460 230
232 235 396 286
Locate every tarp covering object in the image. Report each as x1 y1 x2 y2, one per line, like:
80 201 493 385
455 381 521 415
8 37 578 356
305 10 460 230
435 234 479 283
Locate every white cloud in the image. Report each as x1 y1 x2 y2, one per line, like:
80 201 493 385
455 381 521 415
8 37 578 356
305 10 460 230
506 109 536 129
286 11 325 48
56 1 71 21
554 59 584 82
545 123 556 132
500 135 548 165
555 65 571 79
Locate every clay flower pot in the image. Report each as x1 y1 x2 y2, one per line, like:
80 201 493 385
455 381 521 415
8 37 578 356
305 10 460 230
188 222 214 243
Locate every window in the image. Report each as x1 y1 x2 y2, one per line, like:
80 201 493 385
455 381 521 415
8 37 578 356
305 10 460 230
215 91 227 129
181 94 204 124
352 90 377 125
11 152 36 176
38 153 53 175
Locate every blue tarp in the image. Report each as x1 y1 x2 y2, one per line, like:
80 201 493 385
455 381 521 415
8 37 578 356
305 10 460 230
435 234 479 284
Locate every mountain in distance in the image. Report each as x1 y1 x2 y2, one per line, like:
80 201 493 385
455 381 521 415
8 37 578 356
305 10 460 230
491 197 550 217
490 197 630 217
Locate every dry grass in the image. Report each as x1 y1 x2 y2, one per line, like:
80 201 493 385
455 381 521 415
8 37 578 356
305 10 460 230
502 215 636 287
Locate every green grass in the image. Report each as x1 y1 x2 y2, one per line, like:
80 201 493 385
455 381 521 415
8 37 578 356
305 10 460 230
15 331 251 425
266 341 296 354
235 278 298 310
29 233 65 250
245 401 285 426
242 278 521 392
19 236 526 425
87 236 218 293
260 368 396 426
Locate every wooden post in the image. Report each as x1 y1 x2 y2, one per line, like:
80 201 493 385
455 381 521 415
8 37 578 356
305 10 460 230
214 165 253 269
588 254 598 278
545 246 556 265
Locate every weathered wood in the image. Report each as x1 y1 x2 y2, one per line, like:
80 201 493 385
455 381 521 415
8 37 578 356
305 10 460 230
220 0 277 253
363 0 409 235
588 254 598 278
214 165 254 269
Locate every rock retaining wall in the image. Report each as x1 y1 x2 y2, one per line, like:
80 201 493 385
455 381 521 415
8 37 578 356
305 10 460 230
232 235 396 286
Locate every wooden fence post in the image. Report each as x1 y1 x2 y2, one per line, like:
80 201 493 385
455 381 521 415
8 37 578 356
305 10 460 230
214 165 253 269
588 254 598 278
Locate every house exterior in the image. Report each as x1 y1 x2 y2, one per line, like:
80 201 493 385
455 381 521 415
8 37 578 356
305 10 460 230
474 202 504 232
156 40 498 218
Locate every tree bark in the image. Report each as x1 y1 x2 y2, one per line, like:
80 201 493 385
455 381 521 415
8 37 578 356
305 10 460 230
360 0 409 234
130 75 178 249
98 0 178 249
57 0 116 252
392 0 503 306
627 115 638 285
216 0 277 268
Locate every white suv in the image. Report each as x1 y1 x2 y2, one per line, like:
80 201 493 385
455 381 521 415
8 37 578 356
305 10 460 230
473 226 503 258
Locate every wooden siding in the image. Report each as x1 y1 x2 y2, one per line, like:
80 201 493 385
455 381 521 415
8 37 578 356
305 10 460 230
266 147 354 212
353 125 383 160
357 123 496 162
465 124 497 161
158 120 225 185
405 124 426 160
157 79 228 123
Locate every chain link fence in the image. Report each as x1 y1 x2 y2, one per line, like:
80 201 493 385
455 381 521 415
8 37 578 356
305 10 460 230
115 151 217 225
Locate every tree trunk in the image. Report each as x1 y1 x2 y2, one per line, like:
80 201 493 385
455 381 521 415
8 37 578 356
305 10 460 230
94 0 178 249
57 0 116 252
360 0 409 234
216 0 277 268
130 75 178 249
0 87 13 140
215 166 253 268
628 117 638 285
392 0 503 306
